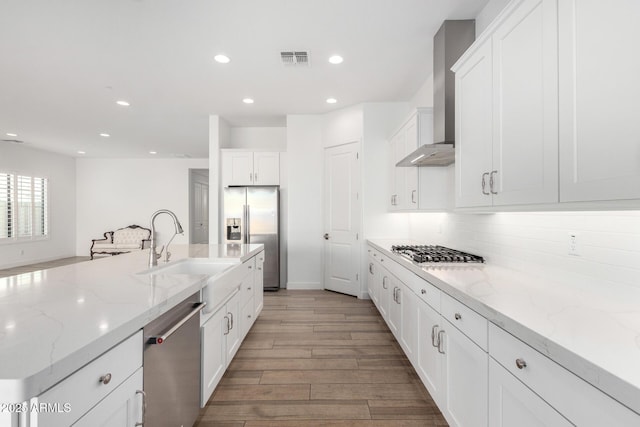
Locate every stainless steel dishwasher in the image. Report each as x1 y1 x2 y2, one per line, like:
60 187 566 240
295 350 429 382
143 292 205 427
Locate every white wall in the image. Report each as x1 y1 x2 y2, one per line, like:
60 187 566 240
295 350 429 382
209 115 226 244
286 115 324 289
409 75 434 109
0 144 76 268
322 105 363 148
75 158 208 256
224 127 286 150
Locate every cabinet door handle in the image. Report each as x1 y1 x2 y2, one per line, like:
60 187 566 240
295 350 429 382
369 263 373 274
250 173 253 182
223 316 230 335
382 276 388 289
515 358 527 369
482 172 490 195
254 173 258 182
135 390 147 426
411 190 416 204
395 288 401 304
228 312 234 330
437 330 446 354
431 325 440 347
490 170 498 194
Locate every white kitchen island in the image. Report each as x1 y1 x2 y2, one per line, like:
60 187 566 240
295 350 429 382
0 243 263 426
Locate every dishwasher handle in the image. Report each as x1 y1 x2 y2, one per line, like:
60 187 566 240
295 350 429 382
148 302 206 344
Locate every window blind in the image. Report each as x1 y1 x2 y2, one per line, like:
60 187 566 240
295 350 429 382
0 172 48 241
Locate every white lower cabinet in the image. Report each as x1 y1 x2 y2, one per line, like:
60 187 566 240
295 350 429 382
24 331 143 427
489 324 640 427
399 283 419 364
201 306 229 407
73 368 144 427
441 318 488 427
201 254 263 407
488 359 570 427
417 298 444 406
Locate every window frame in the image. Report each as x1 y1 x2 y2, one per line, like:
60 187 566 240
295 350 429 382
0 171 50 244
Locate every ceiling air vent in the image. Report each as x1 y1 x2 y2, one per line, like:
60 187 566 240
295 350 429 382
280 51 310 66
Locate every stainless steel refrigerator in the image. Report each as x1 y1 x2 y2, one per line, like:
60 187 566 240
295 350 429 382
223 186 279 290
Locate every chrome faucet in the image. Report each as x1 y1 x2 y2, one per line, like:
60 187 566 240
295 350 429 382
149 209 184 267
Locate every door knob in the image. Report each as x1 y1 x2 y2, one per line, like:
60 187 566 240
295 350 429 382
323 233 329 240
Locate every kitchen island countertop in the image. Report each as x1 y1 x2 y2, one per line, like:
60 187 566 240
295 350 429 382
0 243 263 403
368 238 640 416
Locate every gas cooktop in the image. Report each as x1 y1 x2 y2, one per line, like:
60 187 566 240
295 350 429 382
391 245 484 264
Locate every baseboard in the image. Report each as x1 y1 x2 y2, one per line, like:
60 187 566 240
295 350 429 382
286 282 323 290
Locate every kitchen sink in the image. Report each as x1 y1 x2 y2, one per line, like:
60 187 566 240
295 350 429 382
138 258 240 277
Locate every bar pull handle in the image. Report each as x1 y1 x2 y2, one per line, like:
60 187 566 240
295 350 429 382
147 302 206 344
482 172 490 195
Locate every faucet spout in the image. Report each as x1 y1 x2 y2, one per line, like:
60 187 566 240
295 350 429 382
149 209 184 267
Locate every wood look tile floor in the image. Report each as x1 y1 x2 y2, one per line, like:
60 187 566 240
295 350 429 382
0 256 91 278
195 289 448 427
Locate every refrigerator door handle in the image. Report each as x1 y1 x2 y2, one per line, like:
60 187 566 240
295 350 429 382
242 205 247 244
246 205 251 243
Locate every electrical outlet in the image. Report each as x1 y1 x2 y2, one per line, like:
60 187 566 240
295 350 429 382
568 233 580 256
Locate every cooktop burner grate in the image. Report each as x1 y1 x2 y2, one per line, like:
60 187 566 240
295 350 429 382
391 245 484 264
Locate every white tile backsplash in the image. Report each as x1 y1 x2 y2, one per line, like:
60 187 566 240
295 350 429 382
408 211 640 290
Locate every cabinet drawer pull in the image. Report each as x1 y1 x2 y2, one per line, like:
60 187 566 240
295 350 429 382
421 289 426 295
515 358 527 369
369 263 373 274
454 313 462 320
490 170 498 195
482 172 490 195
411 190 416 204
99 373 112 385
248 287 252 290
135 390 146 426
431 325 439 347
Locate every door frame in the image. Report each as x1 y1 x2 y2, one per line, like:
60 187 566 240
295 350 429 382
189 168 210 244
322 140 364 298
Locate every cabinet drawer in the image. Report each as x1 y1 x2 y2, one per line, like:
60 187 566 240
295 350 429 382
408 276 440 312
441 293 487 350
38 331 143 427
489 324 640 426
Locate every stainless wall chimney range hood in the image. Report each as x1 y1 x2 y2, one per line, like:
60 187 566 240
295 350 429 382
397 20 475 167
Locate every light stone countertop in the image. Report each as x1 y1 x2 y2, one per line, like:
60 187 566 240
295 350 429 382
367 238 640 415
0 243 263 403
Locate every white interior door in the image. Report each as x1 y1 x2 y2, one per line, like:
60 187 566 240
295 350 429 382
193 181 209 244
323 142 361 297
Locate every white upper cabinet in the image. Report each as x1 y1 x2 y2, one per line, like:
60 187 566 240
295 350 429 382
389 108 452 211
221 150 280 186
558 0 640 202
491 0 558 206
455 0 559 208
455 39 494 208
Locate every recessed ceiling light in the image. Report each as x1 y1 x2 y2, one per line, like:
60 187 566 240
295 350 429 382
149 151 157 155
77 151 86 155
99 133 110 138
328 55 344 64
116 100 130 107
6 132 17 137
214 54 230 64
326 98 338 104
243 98 254 104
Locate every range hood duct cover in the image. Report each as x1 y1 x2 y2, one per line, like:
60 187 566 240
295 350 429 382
398 20 475 167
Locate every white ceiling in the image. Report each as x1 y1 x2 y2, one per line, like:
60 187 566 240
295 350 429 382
0 0 488 158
